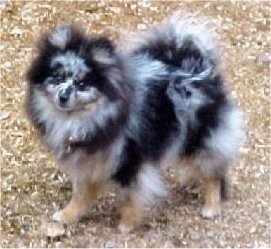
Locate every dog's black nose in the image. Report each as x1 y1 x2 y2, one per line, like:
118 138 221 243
58 89 70 105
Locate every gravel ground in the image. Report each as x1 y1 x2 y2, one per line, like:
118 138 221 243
1 1 270 248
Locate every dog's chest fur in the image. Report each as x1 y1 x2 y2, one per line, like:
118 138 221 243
33 91 120 181
46 113 118 182
33 92 85 152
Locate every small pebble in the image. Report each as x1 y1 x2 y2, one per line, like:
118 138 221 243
104 240 115 248
256 53 271 65
40 222 65 238
0 111 10 120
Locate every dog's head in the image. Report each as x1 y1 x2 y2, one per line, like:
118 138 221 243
26 25 128 113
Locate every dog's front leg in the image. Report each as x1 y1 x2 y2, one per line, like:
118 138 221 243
117 165 166 233
53 178 100 224
118 193 142 234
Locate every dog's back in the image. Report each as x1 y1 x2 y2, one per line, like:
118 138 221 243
114 12 245 231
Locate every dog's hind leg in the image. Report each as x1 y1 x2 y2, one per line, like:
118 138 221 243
197 108 244 219
201 175 224 219
193 151 229 219
53 179 100 224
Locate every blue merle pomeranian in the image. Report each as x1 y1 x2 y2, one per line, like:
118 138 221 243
25 12 244 232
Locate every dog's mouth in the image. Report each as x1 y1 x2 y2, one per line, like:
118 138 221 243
55 104 74 112
55 96 106 115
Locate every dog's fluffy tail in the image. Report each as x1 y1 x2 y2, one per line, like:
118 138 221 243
129 11 220 82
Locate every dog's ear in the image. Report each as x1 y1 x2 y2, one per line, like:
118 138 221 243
86 36 117 66
48 25 72 49
46 25 85 52
91 36 115 54
27 27 73 84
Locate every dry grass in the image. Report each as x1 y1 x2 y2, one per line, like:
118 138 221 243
1 1 270 247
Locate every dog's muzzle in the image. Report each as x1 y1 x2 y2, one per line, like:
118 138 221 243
58 87 72 106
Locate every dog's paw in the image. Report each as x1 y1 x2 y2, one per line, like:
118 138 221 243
53 211 64 222
118 223 133 234
53 210 79 224
200 205 221 219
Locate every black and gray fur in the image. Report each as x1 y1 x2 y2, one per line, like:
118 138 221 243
26 12 244 232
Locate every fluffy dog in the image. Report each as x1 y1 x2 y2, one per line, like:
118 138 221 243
25 12 244 232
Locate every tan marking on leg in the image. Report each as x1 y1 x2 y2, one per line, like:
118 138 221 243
53 181 100 224
118 198 141 233
178 157 200 186
201 176 221 219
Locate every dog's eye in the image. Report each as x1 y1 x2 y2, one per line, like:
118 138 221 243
52 64 65 76
46 75 64 85
55 76 65 84
76 81 86 91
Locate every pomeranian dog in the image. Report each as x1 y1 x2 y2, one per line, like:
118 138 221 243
25 12 244 232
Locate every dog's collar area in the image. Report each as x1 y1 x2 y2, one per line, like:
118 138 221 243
64 136 76 154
